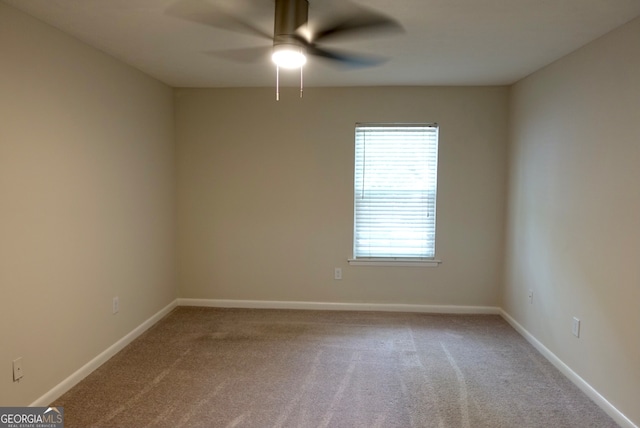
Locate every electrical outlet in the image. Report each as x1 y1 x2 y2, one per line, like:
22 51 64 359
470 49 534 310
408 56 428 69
572 317 580 337
13 357 23 382
528 290 533 304
334 268 342 280
112 296 119 314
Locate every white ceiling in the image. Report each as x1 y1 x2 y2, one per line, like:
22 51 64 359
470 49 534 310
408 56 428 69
4 0 640 88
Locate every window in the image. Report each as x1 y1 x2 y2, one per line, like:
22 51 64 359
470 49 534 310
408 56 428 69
351 123 439 266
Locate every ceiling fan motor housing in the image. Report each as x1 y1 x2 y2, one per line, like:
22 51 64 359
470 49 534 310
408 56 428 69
273 0 309 49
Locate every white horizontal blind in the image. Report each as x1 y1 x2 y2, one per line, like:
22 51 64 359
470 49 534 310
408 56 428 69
354 123 439 259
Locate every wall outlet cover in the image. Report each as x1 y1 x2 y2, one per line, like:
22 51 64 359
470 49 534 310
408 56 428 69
13 357 23 381
572 317 581 337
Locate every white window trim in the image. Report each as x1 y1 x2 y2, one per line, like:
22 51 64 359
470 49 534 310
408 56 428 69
347 258 442 267
352 122 440 264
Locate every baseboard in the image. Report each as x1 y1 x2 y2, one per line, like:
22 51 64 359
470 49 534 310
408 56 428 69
500 309 637 428
30 299 179 407
31 298 634 428
177 298 501 314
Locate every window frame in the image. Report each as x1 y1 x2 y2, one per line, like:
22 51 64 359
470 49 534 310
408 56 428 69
348 122 441 267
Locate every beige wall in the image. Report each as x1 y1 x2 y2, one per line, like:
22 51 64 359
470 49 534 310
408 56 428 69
0 4 176 406
504 16 640 425
176 86 508 306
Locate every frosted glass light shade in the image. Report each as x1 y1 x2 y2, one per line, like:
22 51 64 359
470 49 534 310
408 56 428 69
272 45 307 69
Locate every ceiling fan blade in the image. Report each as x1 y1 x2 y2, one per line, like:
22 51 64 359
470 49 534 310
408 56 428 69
310 7 403 43
165 0 272 41
306 45 388 68
206 46 272 64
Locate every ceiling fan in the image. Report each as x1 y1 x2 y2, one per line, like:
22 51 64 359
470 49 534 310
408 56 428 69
166 0 403 99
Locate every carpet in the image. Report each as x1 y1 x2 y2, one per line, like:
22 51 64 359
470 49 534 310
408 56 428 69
52 307 618 427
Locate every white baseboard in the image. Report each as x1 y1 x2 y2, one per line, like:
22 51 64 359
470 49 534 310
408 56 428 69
30 299 178 407
177 298 501 314
32 298 634 428
500 309 637 428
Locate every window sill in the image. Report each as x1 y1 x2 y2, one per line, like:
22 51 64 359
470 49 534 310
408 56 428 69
347 259 442 267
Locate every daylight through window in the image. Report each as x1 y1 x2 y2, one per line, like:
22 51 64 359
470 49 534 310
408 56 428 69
353 123 439 260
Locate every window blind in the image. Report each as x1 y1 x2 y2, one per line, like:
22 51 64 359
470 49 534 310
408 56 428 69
354 123 439 259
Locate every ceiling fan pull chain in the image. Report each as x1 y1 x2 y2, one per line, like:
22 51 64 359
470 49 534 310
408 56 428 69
276 65 280 101
300 65 304 98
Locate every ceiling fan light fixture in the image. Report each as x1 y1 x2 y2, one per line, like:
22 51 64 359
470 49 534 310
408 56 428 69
271 44 307 69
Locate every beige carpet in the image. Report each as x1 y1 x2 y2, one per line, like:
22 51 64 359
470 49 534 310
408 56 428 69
52 307 618 427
